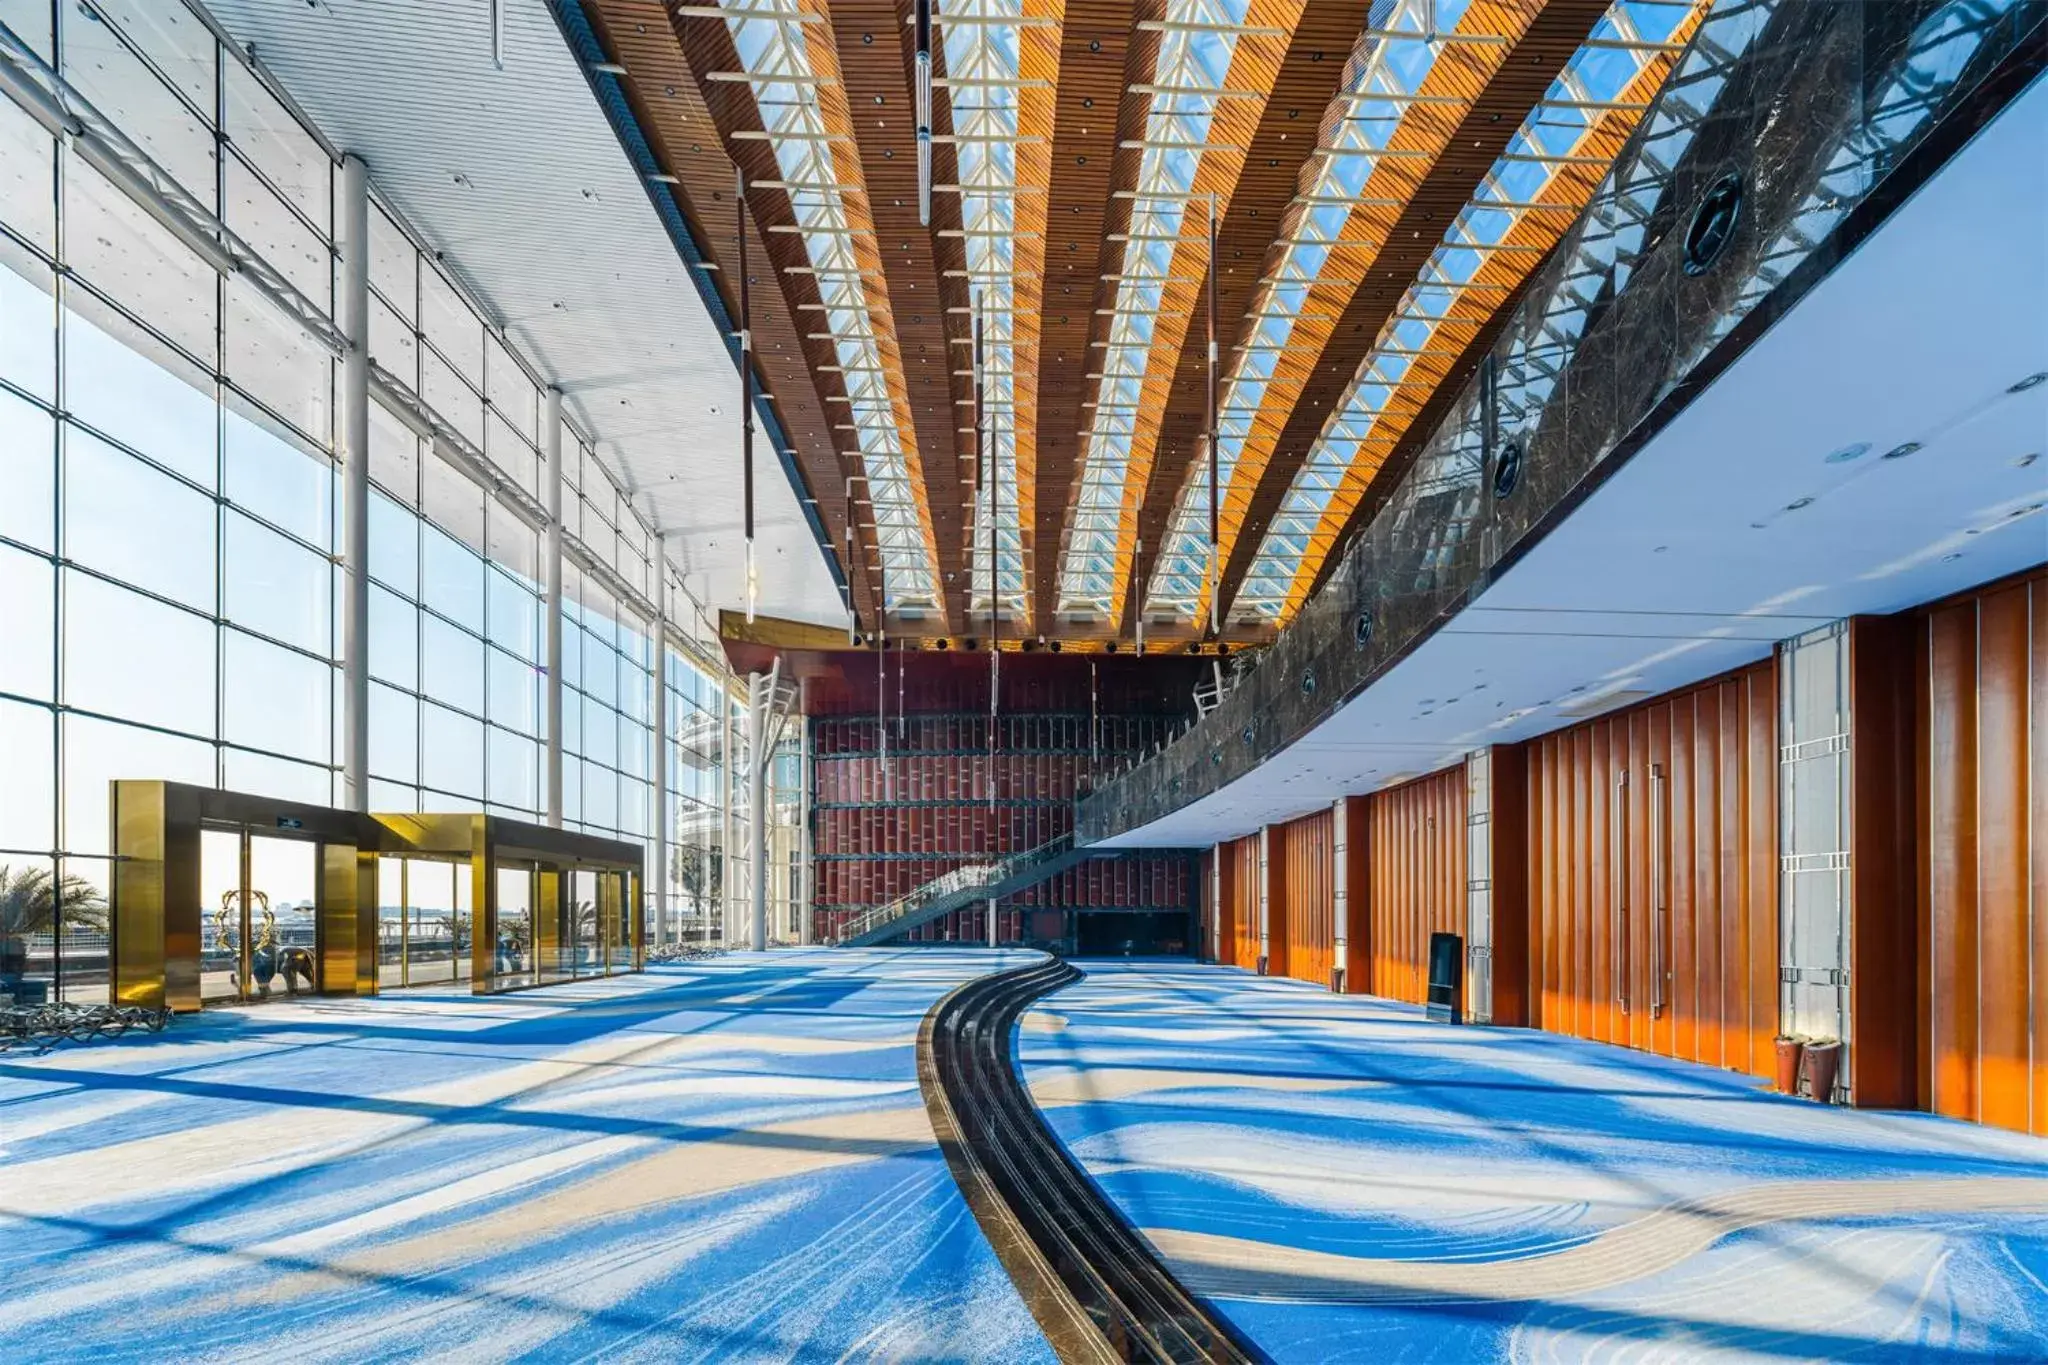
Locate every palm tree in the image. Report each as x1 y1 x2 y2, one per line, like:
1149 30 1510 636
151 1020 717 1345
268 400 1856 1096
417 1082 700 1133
0 864 109 944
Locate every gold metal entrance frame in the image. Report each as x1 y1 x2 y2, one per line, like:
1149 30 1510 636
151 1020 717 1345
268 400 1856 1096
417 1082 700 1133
111 782 643 1012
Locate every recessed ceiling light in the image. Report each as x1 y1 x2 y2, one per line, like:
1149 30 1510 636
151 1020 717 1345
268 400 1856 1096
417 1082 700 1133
2009 372 2046 392
1881 440 1922 460
1824 442 1869 464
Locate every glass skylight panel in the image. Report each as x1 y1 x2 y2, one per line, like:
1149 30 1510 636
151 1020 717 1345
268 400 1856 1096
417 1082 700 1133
721 0 939 614
1143 0 1468 625
1055 0 1257 619
942 0 1033 622
1227 0 1705 626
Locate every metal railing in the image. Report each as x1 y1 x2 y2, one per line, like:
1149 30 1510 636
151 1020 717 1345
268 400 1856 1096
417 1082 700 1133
833 832 1078 945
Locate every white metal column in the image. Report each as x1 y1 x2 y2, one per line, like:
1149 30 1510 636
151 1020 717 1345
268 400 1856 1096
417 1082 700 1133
1332 798 1349 992
338 154 369 812
651 539 669 949
798 705 814 945
1258 825 1272 973
1466 750 1495 1023
543 387 565 828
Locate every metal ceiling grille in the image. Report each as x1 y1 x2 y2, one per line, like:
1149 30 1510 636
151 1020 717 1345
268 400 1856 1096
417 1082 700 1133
719 0 944 615
1228 0 1703 625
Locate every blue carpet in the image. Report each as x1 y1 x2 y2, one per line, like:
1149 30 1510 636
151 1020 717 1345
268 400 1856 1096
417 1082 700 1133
0 949 1055 1364
1021 960 2048 1363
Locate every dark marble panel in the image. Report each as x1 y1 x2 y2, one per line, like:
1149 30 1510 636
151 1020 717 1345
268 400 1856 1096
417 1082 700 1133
1081 0 2047 843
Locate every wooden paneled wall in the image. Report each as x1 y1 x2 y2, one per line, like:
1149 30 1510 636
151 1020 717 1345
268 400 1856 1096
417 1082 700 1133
1272 808 1335 988
1916 570 2046 1136
1526 660 1778 1078
1490 746 1532 1027
1221 833 1261 970
1341 796 1370 992
1363 768 1468 1005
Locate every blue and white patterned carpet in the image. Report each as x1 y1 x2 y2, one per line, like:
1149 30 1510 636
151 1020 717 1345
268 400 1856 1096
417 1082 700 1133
0 949 1055 1364
1021 960 2048 1363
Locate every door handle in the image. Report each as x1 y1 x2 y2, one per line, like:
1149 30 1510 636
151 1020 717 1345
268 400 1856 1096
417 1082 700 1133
1613 769 1629 1016
1650 763 1666 1020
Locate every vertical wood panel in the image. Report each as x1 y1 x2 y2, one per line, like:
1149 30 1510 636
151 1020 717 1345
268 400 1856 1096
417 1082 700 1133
1977 585 2030 1133
1274 808 1334 988
1927 602 1981 1122
1343 796 1372 992
2032 577 2047 1137
1361 767 1467 1005
1848 614 1921 1110
1492 744 1531 1027
1520 659 1778 1080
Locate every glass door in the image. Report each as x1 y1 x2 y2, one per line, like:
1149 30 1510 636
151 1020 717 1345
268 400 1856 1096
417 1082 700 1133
494 864 535 988
199 827 321 1004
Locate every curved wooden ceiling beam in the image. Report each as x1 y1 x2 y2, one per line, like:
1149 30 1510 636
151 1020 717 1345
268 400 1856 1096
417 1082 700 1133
1241 3 1707 626
1030 0 1155 634
1050 0 1309 634
583 0 883 628
1209 0 1617 625
1113 0 1376 643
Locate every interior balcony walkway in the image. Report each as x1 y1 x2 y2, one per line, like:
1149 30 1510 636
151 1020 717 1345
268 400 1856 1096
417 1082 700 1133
0 950 1054 1364
1020 961 2048 1363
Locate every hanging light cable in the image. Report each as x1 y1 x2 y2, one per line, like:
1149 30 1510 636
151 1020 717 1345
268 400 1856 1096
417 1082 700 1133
737 163 758 622
915 0 934 225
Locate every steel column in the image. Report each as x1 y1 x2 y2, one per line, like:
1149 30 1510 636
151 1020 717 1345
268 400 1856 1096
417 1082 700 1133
651 538 669 948
544 387 565 828
338 154 370 812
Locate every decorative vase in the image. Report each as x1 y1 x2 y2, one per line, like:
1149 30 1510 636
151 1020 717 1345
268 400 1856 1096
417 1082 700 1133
1774 1035 1805 1095
1803 1040 1843 1104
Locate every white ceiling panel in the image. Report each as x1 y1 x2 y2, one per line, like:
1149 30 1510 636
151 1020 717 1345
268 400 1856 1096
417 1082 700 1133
205 0 851 628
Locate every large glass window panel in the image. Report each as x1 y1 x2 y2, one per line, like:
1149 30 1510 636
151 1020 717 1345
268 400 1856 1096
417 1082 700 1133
63 298 217 489
582 638 616 709
368 400 419 506
63 425 215 611
419 266 480 384
421 700 483 798
224 404 333 550
561 685 581 755
55 853 112 1003
421 348 482 448
368 202 414 321
60 7 214 196
486 724 536 812
582 694 616 768
421 522 483 632
61 570 214 737
222 745 330 808
367 487 418 596
0 543 54 702
62 713 212 857
484 332 535 437
0 699 55 854
0 386 54 553
423 454 485 554
224 154 329 310
0 0 54 61
486 645 536 735
225 278 332 446
200 828 241 1002
368 584 417 689
582 760 616 831
406 857 456 985
224 511 329 656
0 95 55 253
0 250 56 403
368 680 417 784
222 628 328 763
63 163 218 368
223 62 330 238
368 290 416 385
486 565 536 662
421 611 484 717
368 777 415 811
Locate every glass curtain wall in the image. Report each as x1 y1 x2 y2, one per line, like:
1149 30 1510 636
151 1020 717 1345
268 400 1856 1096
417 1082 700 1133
0 0 742 1001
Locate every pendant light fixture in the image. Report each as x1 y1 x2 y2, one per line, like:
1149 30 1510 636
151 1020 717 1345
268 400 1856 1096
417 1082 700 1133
915 0 934 225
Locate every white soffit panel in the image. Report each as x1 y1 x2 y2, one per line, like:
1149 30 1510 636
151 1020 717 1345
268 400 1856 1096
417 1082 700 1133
205 0 849 628
1100 76 2048 850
